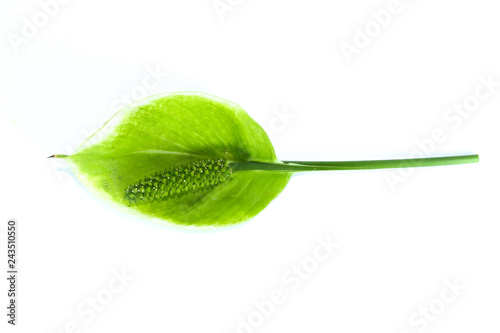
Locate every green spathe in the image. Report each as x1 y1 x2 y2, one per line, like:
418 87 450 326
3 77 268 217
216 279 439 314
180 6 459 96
59 92 291 229
52 92 479 230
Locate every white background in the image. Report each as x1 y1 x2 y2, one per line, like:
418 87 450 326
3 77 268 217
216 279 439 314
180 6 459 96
1 0 499 332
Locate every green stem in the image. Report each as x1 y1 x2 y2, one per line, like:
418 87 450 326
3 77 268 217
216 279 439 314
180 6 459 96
230 154 479 172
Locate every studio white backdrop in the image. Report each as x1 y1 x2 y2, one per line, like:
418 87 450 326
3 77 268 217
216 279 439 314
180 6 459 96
1 0 499 332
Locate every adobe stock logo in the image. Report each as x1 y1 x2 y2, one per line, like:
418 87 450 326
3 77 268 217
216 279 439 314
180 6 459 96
398 278 466 333
213 0 244 21
232 236 340 333
262 106 296 142
384 74 498 191
51 268 134 333
339 0 411 64
7 0 72 53
110 65 169 112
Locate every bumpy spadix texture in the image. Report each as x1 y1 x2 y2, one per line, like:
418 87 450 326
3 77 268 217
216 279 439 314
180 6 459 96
64 92 291 229
124 159 232 204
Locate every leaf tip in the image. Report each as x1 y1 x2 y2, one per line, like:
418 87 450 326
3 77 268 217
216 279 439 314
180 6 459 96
48 154 69 159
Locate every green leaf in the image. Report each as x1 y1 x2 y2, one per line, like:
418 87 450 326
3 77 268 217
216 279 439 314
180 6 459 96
60 92 291 229
51 92 479 230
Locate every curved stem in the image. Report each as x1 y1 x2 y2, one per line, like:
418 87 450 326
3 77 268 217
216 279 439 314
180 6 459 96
231 154 479 172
